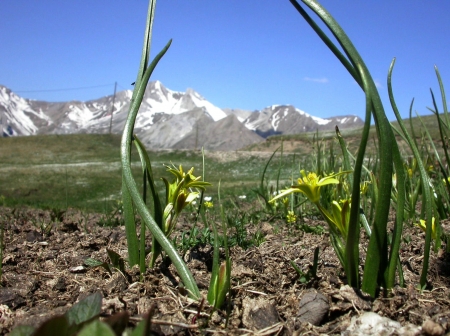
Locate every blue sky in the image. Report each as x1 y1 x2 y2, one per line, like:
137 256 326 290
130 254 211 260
2 1 449 122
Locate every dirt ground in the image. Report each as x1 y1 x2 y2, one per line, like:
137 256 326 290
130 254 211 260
1 206 450 335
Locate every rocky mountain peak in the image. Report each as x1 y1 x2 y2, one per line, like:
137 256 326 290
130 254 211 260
0 81 363 150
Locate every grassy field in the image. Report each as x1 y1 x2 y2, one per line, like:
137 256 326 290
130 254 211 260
0 134 296 213
0 112 443 213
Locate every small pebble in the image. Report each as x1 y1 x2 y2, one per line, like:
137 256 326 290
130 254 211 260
69 266 86 273
242 297 279 331
297 290 329 326
343 312 421 336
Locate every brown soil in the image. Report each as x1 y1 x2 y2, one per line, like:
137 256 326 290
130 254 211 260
1 206 450 335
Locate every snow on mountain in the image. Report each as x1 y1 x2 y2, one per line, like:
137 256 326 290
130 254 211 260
243 104 361 137
138 108 213 148
143 80 181 114
0 86 41 135
0 81 226 134
0 81 363 150
179 89 227 121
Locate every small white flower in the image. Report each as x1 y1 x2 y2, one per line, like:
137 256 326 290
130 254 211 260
238 195 247 199
204 196 212 201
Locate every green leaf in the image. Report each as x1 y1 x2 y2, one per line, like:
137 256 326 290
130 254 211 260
387 59 433 290
130 320 147 336
65 292 102 327
133 134 164 271
103 311 129 336
9 325 35 336
214 261 230 309
33 316 69 336
311 246 320 277
78 320 115 336
290 260 305 278
130 306 155 336
122 178 139 267
120 0 199 299
84 258 112 275
207 219 220 306
130 321 146 336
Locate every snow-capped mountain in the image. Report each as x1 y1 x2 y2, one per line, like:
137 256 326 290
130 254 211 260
244 104 362 138
0 81 363 150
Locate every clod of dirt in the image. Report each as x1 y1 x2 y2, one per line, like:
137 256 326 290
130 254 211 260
59 221 79 233
49 277 67 292
106 272 128 295
422 319 445 336
159 311 189 335
297 289 329 326
258 222 273 235
26 230 44 242
0 288 25 309
343 312 421 336
14 305 71 331
242 297 279 331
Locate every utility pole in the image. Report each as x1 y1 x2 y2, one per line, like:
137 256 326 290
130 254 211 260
194 123 198 150
109 82 117 134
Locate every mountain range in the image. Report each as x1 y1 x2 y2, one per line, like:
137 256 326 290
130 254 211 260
0 81 363 151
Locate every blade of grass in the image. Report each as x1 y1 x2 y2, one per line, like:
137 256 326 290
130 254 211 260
416 111 450 196
429 89 450 174
291 0 396 297
344 64 372 289
254 146 280 212
408 99 420 150
335 126 352 174
276 142 284 195
121 0 199 299
122 178 139 266
133 135 164 268
435 65 449 127
289 0 361 86
121 0 158 270
387 58 433 289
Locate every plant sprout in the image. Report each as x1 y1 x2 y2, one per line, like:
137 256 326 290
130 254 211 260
120 0 202 299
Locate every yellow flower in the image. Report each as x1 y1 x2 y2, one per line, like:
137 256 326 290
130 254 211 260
360 181 371 195
416 217 437 240
286 210 297 224
162 165 211 235
407 168 413 178
204 201 213 208
270 170 345 204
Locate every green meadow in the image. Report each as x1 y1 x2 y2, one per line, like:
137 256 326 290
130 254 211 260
0 133 288 212
0 113 441 214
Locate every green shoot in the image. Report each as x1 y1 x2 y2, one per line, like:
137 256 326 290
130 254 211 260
120 0 201 299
